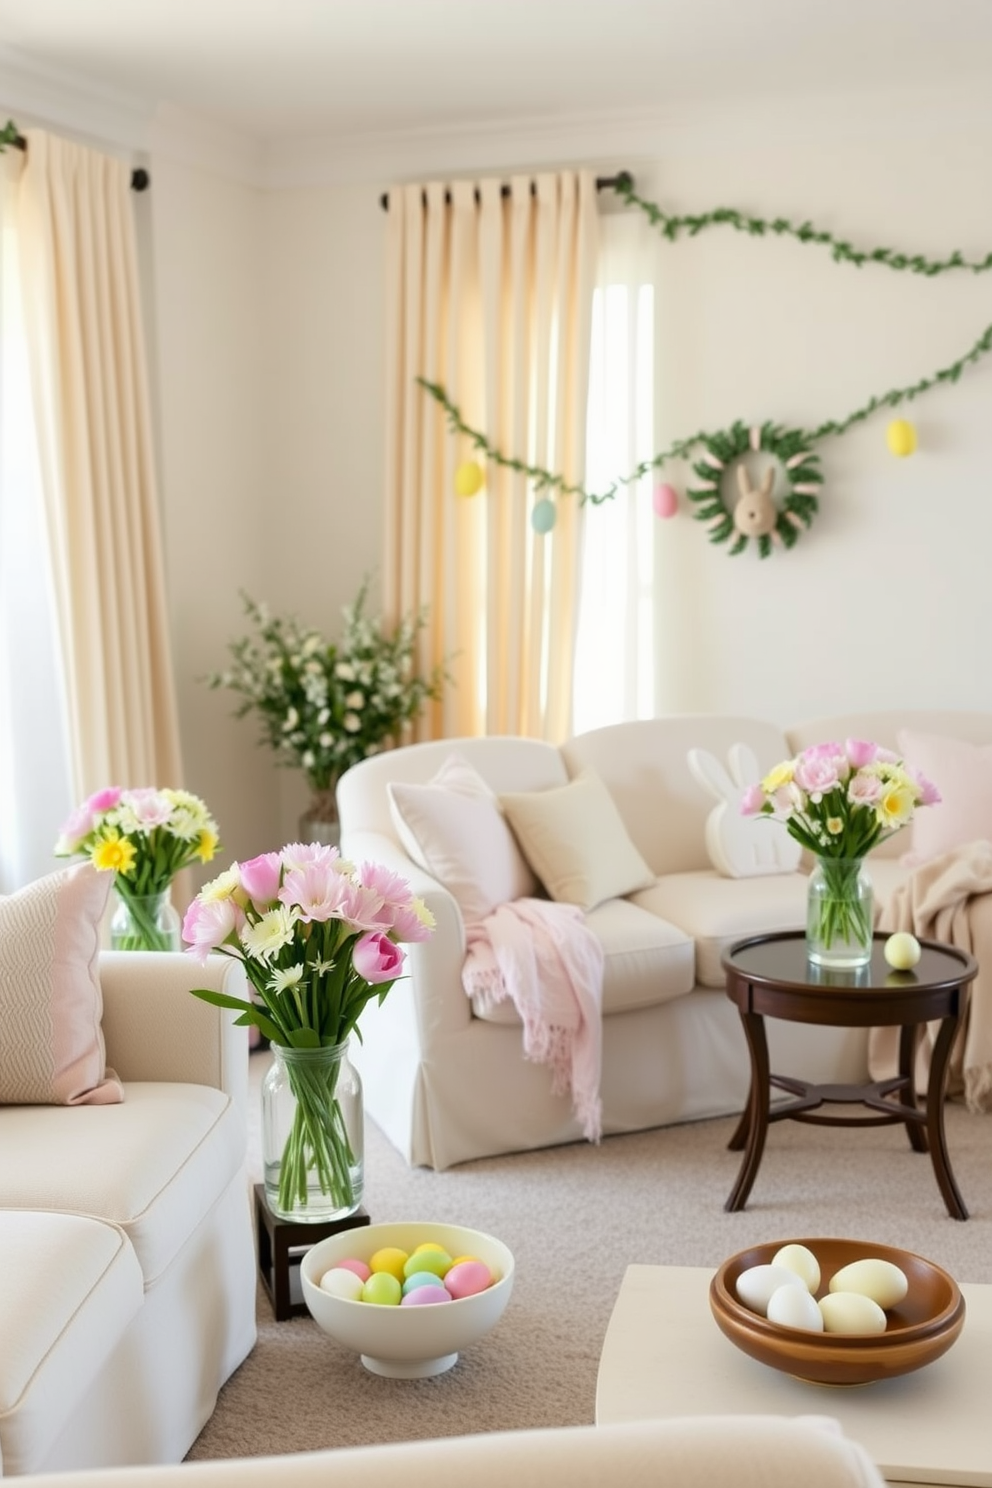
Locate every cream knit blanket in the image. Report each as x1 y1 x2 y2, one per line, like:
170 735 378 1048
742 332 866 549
462 897 604 1141
870 838 992 1112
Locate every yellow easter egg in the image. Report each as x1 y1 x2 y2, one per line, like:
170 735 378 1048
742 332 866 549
369 1246 409 1281
885 932 921 970
886 419 917 458
455 460 485 497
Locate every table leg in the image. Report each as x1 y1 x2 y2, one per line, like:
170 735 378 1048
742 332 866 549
897 1022 929 1153
925 1013 969 1221
725 1010 769 1212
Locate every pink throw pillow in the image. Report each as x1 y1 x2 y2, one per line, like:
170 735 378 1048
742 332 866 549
0 863 123 1105
898 729 992 866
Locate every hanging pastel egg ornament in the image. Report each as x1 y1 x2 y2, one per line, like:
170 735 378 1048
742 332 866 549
531 498 557 534
652 482 679 519
455 460 485 497
886 419 917 458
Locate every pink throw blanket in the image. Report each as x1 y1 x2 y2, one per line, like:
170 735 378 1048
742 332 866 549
462 898 604 1141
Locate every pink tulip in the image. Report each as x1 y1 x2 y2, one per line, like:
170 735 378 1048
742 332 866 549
739 782 766 816
86 786 123 814
352 931 405 984
845 739 878 769
182 897 238 964
56 803 96 849
239 851 283 906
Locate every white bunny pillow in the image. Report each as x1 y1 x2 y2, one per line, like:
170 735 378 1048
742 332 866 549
687 743 802 878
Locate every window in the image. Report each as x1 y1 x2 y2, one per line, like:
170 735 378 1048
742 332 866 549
572 214 656 735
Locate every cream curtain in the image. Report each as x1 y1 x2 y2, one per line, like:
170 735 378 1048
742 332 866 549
384 171 598 742
16 129 183 800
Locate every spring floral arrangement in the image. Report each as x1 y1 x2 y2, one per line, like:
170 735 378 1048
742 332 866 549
741 739 941 955
182 841 434 1217
54 787 220 951
206 580 446 823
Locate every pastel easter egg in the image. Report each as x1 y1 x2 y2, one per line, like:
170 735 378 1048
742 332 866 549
652 482 679 519
829 1258 908 1310
444 1259 493 1299
766 1283 824 1332
402 1270 444 1296
369 1246 408 1281
735 1264 807 1316
319 1266 364 1301
335 1257 371 1283
819 1291 887 1335
886 419 917 457
455 460 485 496
362 1272 403 1306
771 1243 820 1293
403 1248 451 1280
531 498 557 534
401 1285 452 1305
884 932 921 971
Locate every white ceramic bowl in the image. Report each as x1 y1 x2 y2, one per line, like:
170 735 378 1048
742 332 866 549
300 1220 515 1377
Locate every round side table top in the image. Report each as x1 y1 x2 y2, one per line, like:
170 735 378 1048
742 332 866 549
723 931 976 1002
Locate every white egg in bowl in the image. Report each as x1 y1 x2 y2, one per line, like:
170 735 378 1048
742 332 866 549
709 1237 964 1386
300 1220 515 1378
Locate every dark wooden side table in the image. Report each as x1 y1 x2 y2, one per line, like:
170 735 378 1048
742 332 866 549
721 932 976 1220
254 1183 371 1319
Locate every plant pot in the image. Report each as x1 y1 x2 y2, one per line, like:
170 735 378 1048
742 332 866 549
299 788 340 848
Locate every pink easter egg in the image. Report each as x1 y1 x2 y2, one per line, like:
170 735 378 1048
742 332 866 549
652 483 679 519
400 1285 452 1305
336 1257 372 1283
444 1259 493 1299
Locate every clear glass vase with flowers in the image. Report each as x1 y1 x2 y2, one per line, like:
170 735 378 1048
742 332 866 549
741 739 941 968
54 787 220 950
182 842 434 1220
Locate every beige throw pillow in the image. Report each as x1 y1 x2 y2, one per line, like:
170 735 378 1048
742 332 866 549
0 863 123 1105
387 753 539 925
501 770 655 912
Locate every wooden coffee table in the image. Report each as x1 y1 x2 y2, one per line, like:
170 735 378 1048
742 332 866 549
722 933 977 1220
596 1264 992 1488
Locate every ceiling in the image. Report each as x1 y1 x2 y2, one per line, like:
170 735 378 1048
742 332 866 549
3 0 992 149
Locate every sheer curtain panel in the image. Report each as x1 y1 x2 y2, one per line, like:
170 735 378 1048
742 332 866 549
16 129 183 800
384 171 598 742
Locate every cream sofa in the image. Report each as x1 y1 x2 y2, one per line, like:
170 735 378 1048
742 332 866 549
337 709 992 1170
0 952 257 1477
14 1416 886 1488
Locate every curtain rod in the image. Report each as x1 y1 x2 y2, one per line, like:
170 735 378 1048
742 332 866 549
379 171 631 212
7 130 150 191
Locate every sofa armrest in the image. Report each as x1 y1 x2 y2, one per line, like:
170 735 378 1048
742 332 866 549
343 829 472 1043
99 951 250 1120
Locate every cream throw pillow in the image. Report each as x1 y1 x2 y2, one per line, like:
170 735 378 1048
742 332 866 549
897 729 992 865
0 863 123 1105
501 770 655 912
387 753 539 925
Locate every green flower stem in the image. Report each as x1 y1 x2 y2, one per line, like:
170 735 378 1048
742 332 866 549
276 1049 357 1215
112 886 177 952
809 860 872 953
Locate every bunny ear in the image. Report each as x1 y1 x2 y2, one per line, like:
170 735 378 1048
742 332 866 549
687 747 738 804
727 742 761 790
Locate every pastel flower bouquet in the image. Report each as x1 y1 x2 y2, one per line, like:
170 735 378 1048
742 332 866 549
742 739 941 963
182 842 434 1218
54 786 220 950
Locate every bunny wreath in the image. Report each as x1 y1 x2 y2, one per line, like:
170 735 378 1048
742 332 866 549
418 172 992 557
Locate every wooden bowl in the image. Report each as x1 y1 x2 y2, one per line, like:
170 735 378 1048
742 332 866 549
709 1237 964 1386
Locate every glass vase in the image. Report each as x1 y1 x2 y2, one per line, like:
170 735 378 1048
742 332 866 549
110 888 182 952
298 787 340 849
262 1042 364 1223
806 856 874 970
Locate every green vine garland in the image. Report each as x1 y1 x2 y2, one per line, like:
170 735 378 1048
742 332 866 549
420 174 992 555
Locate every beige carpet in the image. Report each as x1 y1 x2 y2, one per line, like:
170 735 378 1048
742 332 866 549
187 1049 992 1462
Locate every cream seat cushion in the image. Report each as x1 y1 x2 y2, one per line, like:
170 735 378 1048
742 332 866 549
0 1210 143 1476
0 1082 245 1284
632 871 810 988
501 770 655 912
470 899 694 1024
